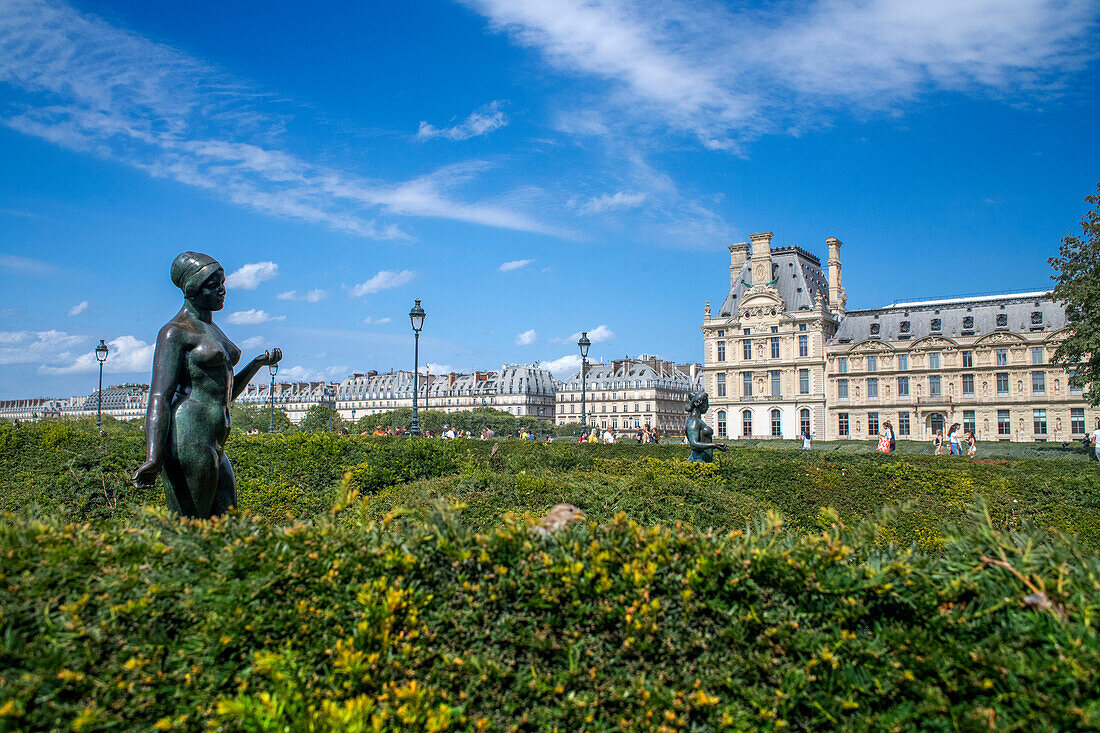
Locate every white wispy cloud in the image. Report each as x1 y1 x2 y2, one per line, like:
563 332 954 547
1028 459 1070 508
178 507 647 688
225 261 278 290
515 329 537 345
239 335 264 349
498 259 532 272
277 289 327 302
363 316 392 325
0 329 85 367
0 253 54 275
464 0 1096 148
0 1 553 239
225 309 285 325
67 301 88 316
277 364 350 381
578 191 646 214
542 353 582 376
30 333 155 374
552 324 616 344
418 100 508 141
350 270 415 297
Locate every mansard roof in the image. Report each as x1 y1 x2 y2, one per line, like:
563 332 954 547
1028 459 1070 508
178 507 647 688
717 245 829 318
561 360 692 391
832 291 1065 344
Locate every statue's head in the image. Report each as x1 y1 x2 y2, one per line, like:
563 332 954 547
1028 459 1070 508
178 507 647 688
686 391 709 413
171 252 225 311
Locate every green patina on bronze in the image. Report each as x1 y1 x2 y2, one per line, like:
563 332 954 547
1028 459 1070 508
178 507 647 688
684 390 727 463
132 252 281 517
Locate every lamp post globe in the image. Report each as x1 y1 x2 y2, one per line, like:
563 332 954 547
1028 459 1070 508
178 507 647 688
409 299 426 436
578 332 591 431
268 361 279 433
94 339 109 431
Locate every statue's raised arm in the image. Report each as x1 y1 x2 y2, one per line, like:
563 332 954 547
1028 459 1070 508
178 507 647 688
684 391 727 463
132 251 282 518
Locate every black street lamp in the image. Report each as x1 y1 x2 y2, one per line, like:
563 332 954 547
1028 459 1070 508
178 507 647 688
94 339 109 431
268 360 279 433
409 299 426 436
578 332 591 430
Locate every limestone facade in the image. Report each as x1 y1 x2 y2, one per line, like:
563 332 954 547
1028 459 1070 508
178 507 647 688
701 232 840 440
703 230 1100 442
825 294 1100 442
555 355 699 435
333 364 557 423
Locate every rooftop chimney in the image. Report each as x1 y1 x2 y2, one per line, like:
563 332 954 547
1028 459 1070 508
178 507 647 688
827 237 847 316
749 231 773 286
728 242 750 288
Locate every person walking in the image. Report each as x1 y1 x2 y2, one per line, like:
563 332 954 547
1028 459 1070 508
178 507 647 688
947 423 962 456
877 420 893 454
967 431 977 457
933 429 944 455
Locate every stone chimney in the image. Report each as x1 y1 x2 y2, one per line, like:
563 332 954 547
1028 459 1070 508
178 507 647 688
749 231 773 285
728 242 750 288
827 237 847 315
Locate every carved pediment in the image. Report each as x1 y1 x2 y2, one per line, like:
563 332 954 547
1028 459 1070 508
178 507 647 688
856 340 894 354
738 287 784 318
973 331 1027 346
909 335 959 351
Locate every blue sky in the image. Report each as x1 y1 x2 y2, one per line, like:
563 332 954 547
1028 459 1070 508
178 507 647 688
1 0 1098 399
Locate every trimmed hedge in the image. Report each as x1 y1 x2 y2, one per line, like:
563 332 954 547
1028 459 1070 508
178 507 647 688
3 423 1100 548
1 502 1098 730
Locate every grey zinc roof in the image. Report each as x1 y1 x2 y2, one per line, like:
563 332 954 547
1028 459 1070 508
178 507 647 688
562 361 692 391
832 292 1065 344
717 246 829 317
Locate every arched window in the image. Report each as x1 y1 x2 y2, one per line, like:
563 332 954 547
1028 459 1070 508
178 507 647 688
771 409 782 437
717 410 727 438
742 410 752 437
800 408 811 438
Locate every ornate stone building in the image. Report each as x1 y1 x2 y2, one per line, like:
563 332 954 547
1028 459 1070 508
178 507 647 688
825 293 1100 442
333 364 557 424
701 232 842 440
238 381 334 424
704 230 1099 442
555 355 698 434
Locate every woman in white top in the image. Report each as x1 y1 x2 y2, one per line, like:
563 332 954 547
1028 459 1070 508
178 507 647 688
1093 420 1100 462
948 423 962 456
801 430 812 450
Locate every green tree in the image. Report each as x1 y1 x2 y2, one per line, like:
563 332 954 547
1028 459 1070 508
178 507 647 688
299 404 344 433
1050 184 1100 406
230 403 293 433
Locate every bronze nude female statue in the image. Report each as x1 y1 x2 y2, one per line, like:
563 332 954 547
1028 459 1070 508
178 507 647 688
685 391 727 463
133 252 282 517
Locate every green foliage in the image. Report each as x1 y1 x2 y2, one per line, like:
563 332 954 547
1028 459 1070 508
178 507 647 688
229 403 294 434
1 503 1099 730
354 407 563 438
1050 182 1100 406
2 422 1100 548
299 404 344 433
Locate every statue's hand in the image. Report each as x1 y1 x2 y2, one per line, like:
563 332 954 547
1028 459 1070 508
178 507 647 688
133 460 160 488
255 348 283 367
716 443 728 451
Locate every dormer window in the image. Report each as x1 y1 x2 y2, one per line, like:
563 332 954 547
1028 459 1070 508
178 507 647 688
900 321 910 333
963 316 973 329
931 318 942 332
1031 311 1043 325
996 313 1008 327
870 323 881 336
